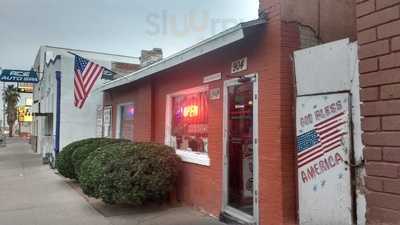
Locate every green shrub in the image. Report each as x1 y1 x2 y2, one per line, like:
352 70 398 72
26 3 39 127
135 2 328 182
72 138 130 179
55 138 96 179
79 142 180 205
79 142 133 198
99 142 180 204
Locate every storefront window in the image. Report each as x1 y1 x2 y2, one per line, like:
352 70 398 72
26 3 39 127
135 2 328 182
118 103 134 140
170 91 208 153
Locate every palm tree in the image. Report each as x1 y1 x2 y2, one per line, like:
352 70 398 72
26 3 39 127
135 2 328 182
3 85 20 137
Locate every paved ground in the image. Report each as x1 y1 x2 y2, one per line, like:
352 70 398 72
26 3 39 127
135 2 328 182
0 138 225 225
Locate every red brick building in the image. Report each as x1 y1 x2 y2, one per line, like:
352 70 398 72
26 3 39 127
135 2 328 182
99 1 355 224
356 0 400 223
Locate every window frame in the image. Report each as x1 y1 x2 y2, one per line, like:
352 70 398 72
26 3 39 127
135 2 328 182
165 85 210 166
115 102 134 139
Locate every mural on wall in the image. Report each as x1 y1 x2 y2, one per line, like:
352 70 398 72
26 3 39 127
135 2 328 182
296 93 353 225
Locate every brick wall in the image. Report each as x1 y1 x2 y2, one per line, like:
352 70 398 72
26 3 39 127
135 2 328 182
356 0 400 223
103 1 354 224
104 17 299 225
111 62 141 76
151 57 223 216
103 79 152 142
280 0 356 43
104 0 303 222
281 21 300 225
258 1 297 225
298 26 320 49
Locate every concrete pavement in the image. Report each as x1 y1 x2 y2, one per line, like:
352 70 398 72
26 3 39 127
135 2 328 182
0 138 225 225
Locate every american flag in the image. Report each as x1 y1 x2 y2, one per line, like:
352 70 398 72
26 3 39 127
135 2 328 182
297 112 346 168
73 54 105 108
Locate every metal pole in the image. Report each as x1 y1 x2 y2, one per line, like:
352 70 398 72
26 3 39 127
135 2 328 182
0 67 6 134
0 67 5 142
3 81 5 132
54 71 61 156
2 81 5 145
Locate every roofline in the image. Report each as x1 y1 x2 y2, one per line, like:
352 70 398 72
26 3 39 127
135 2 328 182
41 45 139 60
98 18 266 92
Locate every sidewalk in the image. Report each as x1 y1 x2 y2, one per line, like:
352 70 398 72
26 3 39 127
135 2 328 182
0 139 225 225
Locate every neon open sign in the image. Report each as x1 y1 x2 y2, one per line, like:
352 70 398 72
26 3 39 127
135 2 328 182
183 105 199 118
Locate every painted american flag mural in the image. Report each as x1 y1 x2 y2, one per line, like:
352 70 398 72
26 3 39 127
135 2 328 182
296 93 353 225
297 112 346 168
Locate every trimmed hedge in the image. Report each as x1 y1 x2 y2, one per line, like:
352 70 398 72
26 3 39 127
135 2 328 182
72 138 130 179
56 138 130 180
80 142 180 205
79 142 134 198
55 138 97 179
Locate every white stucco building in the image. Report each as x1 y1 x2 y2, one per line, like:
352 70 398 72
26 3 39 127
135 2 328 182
32 46 139 162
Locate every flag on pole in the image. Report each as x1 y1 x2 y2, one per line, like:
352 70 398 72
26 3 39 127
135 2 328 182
72 53 105 108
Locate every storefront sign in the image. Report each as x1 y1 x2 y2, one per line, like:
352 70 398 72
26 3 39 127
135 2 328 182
203 73 221 83
18 106 32 122
231 57 247 74
17 83 34 93
0 69 39 83
183 105 199 118
96 106 103 137
209 88 220 100
25 98 33 106
103 106 112 138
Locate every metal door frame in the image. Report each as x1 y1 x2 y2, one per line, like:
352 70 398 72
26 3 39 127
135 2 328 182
222 73 259 225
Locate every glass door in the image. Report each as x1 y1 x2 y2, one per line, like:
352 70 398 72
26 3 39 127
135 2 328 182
223 75 258 224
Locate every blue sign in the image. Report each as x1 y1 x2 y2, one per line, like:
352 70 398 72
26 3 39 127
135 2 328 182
0 69 39 83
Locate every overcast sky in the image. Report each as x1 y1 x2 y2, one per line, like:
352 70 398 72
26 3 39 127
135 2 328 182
0 0 259 70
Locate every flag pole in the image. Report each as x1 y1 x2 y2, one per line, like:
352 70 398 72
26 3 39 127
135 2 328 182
67 51 79 57
67 51 118 78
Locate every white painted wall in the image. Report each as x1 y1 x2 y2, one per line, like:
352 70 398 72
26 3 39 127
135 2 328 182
294 39 366 225
33 56 60 158
57 54 110 150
